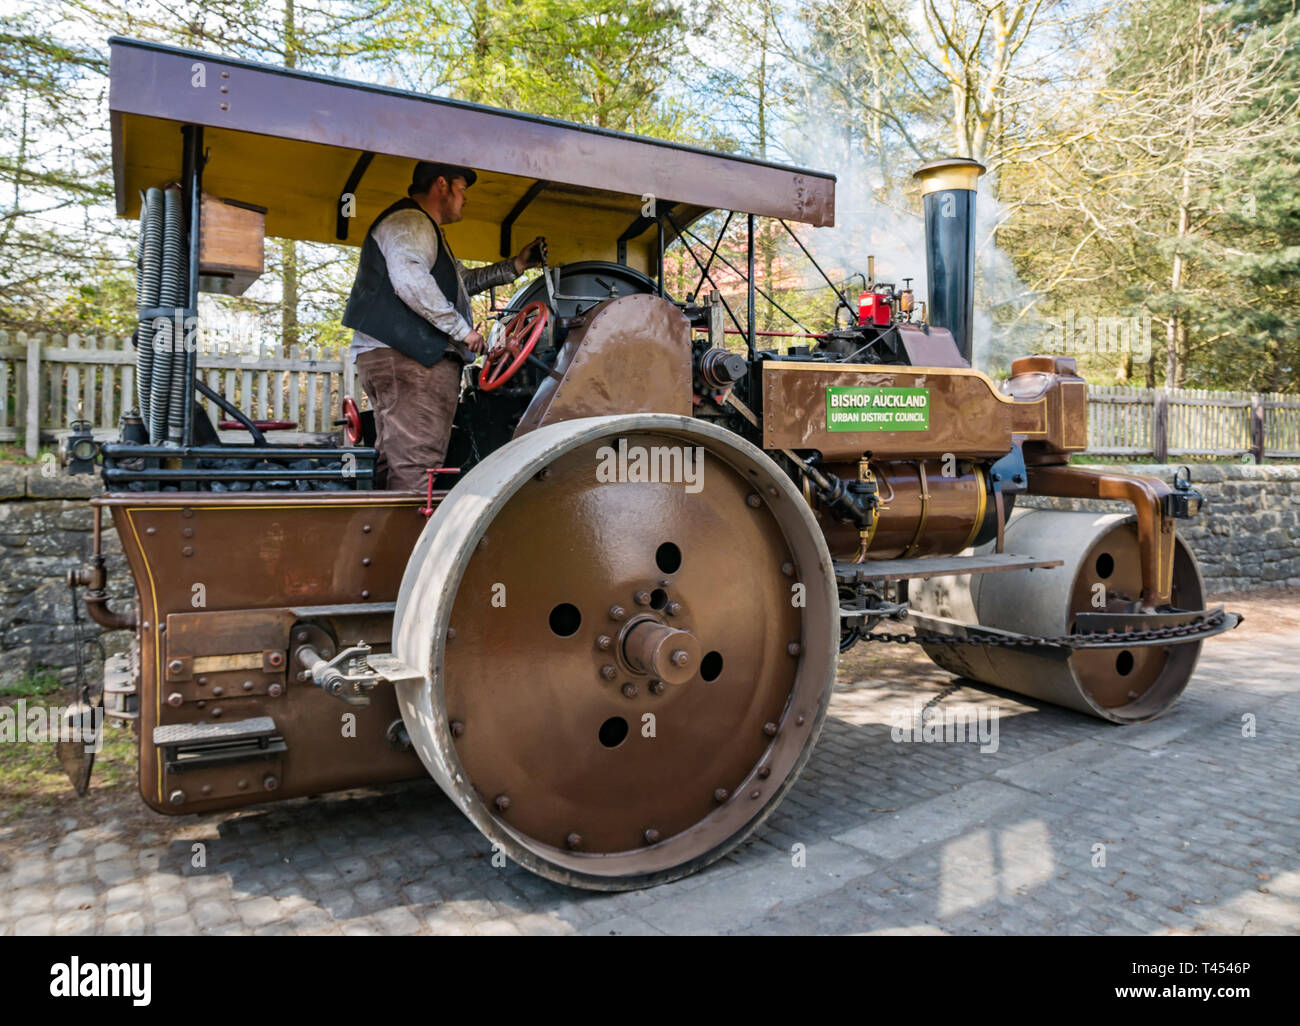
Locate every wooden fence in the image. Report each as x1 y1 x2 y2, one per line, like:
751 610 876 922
1087 384 1300 461
0 330 355 455
3 329 1300 461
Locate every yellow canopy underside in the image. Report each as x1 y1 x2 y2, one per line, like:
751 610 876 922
116 113 704 271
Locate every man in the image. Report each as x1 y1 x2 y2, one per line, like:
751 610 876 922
342 160 545 490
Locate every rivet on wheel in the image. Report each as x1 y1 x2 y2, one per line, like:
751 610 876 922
566 833 583 850
750 789 761 800
536 467 552 480
643 828 660 844
665 601 682 617
796 714 806 726
494 794 511 812
767 485 778 497
609 605 626 621
787 642 802 656
781 562 795 576
746 494 762 508
446 627 457 642
763 722 778 737
649 680 665 695
601 664 618 681
622 682 639 698
596 634 613 651
758 766 772 779
713 788 729 803
634 590 651 606
450 720 465 737
362 523 372 533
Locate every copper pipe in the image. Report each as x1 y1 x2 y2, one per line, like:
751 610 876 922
76 504 137 631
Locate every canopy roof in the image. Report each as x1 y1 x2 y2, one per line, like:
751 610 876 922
109 37 836 272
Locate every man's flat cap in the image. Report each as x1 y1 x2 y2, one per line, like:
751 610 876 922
411 161 478 193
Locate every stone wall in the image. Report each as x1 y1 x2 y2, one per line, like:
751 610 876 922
1017 463 1300 596
0 466 131 688
0 462 1295 683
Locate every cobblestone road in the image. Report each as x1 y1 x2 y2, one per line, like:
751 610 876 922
2 597 1296 936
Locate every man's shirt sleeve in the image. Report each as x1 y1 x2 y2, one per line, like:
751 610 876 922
461 258 521 296
371 209 472 341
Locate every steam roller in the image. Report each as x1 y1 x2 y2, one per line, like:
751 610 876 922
393 414 837 890
74 41 1243 892
910 509 1208 724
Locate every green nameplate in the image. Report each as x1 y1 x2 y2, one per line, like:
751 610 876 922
826 386 930 432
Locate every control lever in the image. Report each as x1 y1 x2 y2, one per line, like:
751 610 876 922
299 642 382 707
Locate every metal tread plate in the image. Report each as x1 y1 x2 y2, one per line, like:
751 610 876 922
152 716 278 747
835 552 1063 584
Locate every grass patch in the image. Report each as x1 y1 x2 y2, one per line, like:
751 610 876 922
0 669 65 699
0 691 137 825
0 441 58 466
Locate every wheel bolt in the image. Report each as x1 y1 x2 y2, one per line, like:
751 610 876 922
781 562 795 576
494 794 511 812
446 627 457 642
643 829 660 845
670 649 689 667
649 680 665 695
758 766 771 779
595 635 613 651
169 789 186 805
713 788 729 803
634 590 651 606
263 775 278 792
167 659 184 675
787 642 801 656
601 664 617 681
763 722 778 737
450 720 465 737
566 833 583 850
750 789 761 800
746 494 762 508
609 605 626 621
268 651 284 667
622 682 639 699
665 601 682 617
166 692 182 707
796 714 806 726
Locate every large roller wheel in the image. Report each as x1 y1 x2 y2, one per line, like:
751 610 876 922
911 509 1205 724
392 413 837 890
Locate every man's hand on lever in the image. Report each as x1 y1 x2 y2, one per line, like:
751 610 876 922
463 328 488 355
512 236 548 275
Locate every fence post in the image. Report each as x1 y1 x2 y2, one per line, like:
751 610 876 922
25 331 41 457
1251 394 1265 464
1153 389 1168 464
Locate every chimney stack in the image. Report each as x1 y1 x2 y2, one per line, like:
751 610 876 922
913 158 985 365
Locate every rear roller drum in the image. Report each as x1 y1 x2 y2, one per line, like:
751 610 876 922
393 413 837 889
911 509 1205 724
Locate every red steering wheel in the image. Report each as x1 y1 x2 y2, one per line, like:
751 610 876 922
340 395 362 445
479 301 549 392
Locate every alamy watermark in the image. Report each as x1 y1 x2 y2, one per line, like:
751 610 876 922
890 701 1000 753
595 437 704 494
1035 310 1152 364
0 699 103 754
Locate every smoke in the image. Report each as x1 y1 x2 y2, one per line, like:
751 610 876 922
774 87 1043 373
778 113 928 313
972 173 1045 374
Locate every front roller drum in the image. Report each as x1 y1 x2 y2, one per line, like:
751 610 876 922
392 413 838 890
911 509 1205 724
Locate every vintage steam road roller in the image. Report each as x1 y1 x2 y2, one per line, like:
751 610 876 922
62 39 1237 890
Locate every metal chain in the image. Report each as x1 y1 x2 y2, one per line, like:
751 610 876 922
861 608 1230 651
